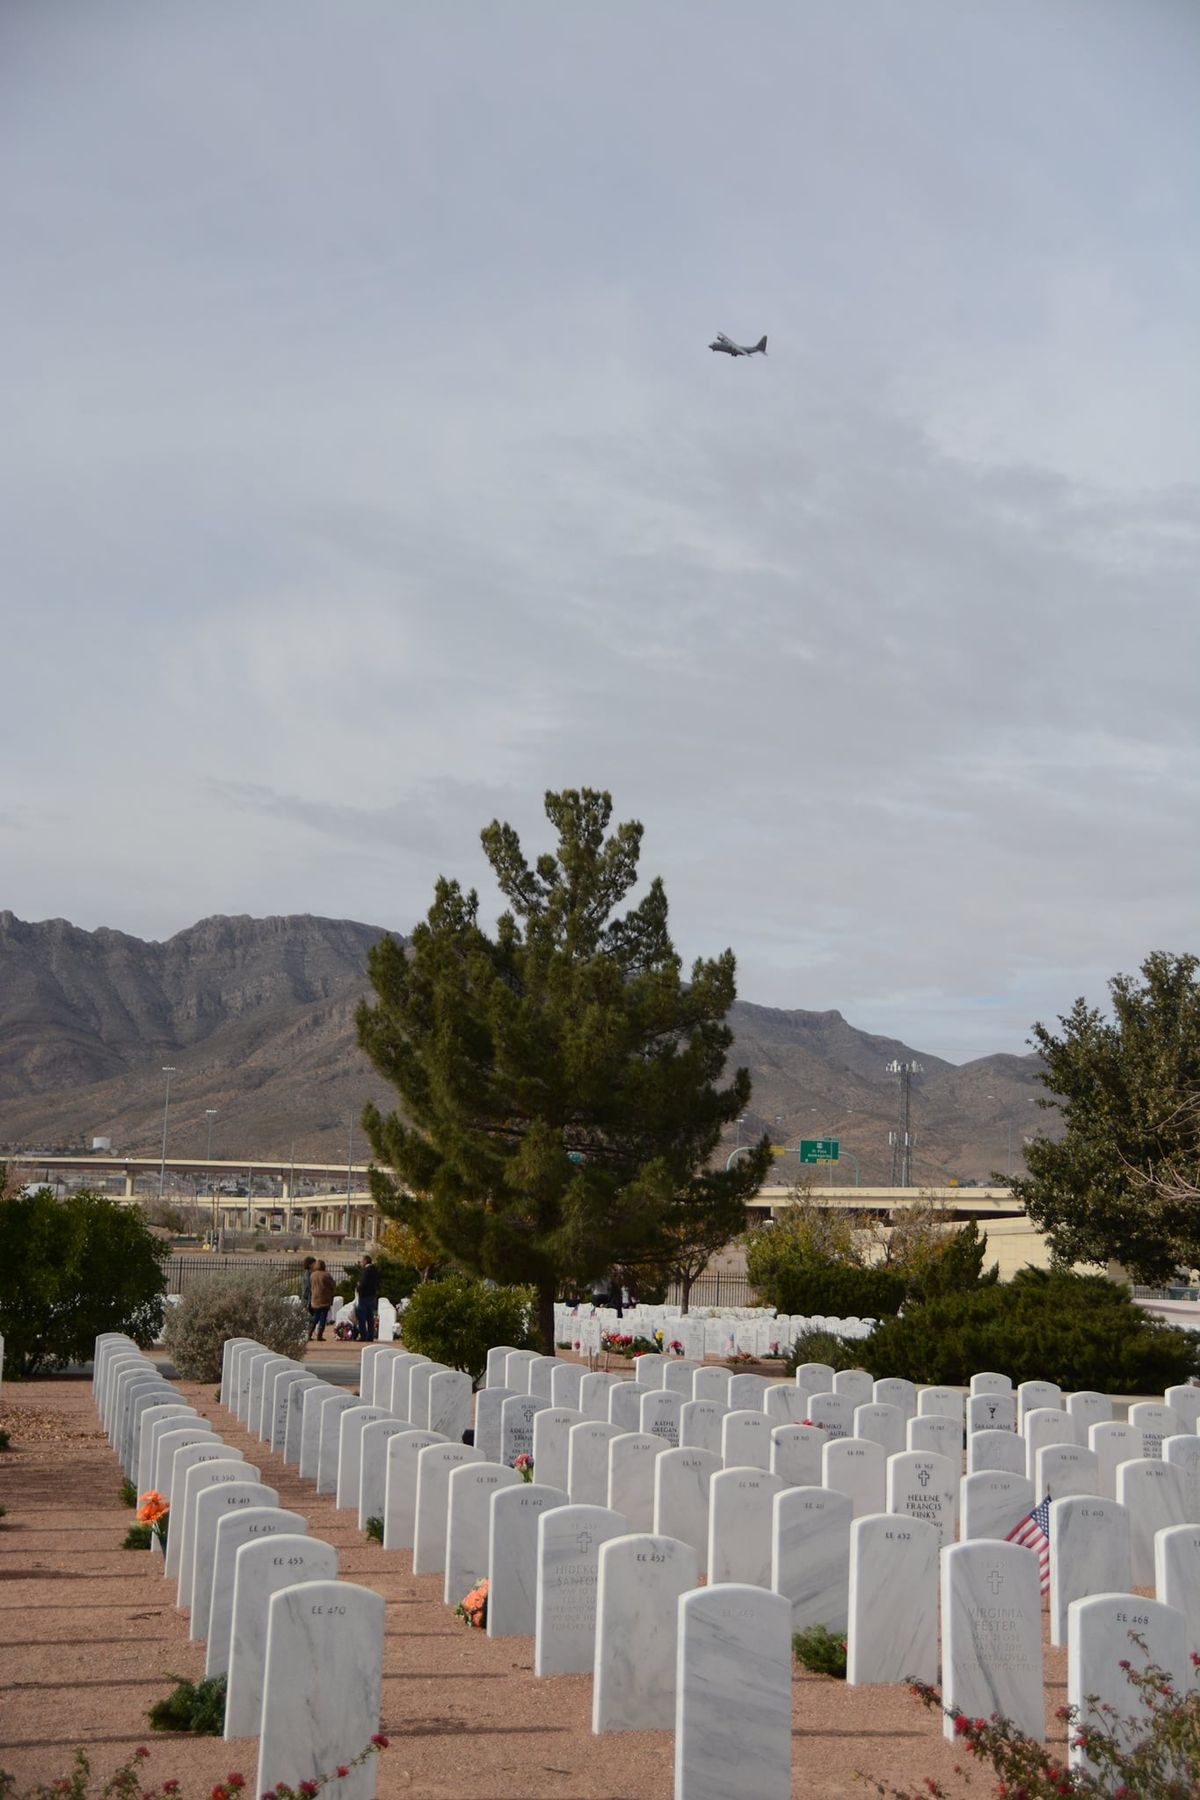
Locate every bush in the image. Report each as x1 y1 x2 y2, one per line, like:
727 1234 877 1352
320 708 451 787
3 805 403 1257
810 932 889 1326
862 1268 1200 1389
792 1624 847 1678
751 1253 906 1321
399 1273 536 1385
783 1328 865 1376
146 1673 227 1734
0 1188 169 1375
162 1273 308 1381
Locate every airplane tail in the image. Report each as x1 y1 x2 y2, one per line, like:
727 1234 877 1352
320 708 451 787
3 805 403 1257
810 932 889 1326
755 335 767 354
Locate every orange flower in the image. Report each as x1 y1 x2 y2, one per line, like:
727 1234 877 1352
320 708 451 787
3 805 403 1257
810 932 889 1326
136 1490 169 1525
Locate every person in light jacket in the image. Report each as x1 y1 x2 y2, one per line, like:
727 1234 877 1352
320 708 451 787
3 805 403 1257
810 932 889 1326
309 1260 336 1340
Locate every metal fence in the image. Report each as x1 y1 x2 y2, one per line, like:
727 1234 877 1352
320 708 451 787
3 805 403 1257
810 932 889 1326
664 1271 755 1309
166 1253 357 1295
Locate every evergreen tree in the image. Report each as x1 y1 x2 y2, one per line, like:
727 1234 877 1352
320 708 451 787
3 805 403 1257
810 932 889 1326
1010 951 1200 1283
357 788 772 1346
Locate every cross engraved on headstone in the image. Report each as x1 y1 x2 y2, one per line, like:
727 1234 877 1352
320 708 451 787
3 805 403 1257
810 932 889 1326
576 1529 593 1554
987 1567 1003 1595
917 1464 931 1488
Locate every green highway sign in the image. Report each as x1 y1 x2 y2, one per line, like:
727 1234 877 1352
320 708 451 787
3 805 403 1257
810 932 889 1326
799 1138 839 1164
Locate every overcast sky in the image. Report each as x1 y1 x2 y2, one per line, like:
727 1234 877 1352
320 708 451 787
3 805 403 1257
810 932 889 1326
4 1 1197 1061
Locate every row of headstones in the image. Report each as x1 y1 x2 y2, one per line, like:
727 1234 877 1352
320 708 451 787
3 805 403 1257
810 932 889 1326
90 1333 384 1800
478 1346 1200 1505
211 1338 799 1798
339 1343 1200 1796
560 1307 876 1359
255 1333 1200 1797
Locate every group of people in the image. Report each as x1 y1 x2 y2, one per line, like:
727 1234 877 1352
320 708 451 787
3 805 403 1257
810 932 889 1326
300 1252 382 1342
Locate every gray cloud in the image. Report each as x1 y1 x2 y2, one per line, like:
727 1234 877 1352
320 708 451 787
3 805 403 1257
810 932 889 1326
2 0 1197 1060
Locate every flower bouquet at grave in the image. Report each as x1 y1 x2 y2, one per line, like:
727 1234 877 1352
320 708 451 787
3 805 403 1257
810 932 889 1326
136 1490 170 1552
668 1338 684 1356
600 1330 634 1357
454 1579 489 1629
511 1453 534 1483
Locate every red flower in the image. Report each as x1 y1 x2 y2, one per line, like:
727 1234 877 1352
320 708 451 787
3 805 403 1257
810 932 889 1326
371 1734 389 1749
136 1750 151 1762
335 1770 349 1781
299 1782 319 1796
226 1777 245 1790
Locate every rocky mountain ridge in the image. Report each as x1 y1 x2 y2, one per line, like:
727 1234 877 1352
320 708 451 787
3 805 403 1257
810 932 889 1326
0 910 1049 1184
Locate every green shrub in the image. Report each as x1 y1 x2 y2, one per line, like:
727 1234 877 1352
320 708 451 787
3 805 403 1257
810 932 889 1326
0 1188 168 1376
399 1273 536 1385
162 1272 308 1382
119 1478 137 1508
364 1515 383 1543
122 1523 153 1549
792 1624 847 1678
902 1218 1000 1304
862 1268 1200 1389
752 1255 906 1321
783 1328 865 1377
0 1429 11 1452
146 1673 227 1734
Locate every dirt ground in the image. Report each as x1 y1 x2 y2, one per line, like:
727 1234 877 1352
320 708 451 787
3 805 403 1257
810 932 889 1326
0 1364 1074 1800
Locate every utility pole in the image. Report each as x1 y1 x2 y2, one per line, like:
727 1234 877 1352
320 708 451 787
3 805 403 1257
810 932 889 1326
205 1109 218 1242
344 1119 353 1239
886 1059 922 1186
158 1067 176 1201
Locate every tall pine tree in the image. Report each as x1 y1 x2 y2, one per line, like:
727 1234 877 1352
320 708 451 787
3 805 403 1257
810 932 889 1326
357 788 772 1346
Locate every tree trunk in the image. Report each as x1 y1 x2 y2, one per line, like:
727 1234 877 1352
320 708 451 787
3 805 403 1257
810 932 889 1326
538 1281 557 1353
680 1272 692 1315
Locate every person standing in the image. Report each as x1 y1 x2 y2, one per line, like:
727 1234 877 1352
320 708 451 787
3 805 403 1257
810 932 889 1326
309 1259 335 1341
355 1253 381 1343
300 1254 316 1311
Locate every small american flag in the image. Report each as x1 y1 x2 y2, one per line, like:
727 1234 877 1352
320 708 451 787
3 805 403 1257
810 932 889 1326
1007 1492 1051 1594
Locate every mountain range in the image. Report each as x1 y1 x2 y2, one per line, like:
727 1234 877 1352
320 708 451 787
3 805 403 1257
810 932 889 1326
0 910 1052 1184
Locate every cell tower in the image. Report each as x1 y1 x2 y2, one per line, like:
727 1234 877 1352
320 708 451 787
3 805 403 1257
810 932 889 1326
886 1058 922 1186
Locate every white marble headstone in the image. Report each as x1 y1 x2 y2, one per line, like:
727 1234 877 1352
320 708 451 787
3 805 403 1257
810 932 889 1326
886 1449 959 1548
473 1385 513 1462
593 1532 699 1732
358 1418 415 1528
381 1428 447 1551
255 1581 384 1800
607 1431 666 1533
721 1409 770 1470
487 1481 568 1637
189 1480 278 1637
679 1399 727 1456
822 1437 885 1519
1049 1494 1131 1647
960 1469 1034 1543
205 1505 306 1677
336 1405 388 1512
653 1446 719 1558
412 1441 482 1574
941 1540 1043 1740
968 1428 1026 1478
674 1584 792 1800
847 1511 938 1686
1117 1457 1190 1584
1067 1593 1187 1776
1090 1419 1146 1500
708 1466 783 1589
531 1406 585 1493
443 1459 521 1605
534 1503 626 1676
567 1419 620 1506
769 1422 826 1488
771 1484 851 1632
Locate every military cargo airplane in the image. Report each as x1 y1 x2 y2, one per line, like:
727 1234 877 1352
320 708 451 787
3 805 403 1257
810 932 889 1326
708 332 767 357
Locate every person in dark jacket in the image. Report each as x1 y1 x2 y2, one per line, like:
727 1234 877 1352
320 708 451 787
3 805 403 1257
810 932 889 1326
355 1254 381 1342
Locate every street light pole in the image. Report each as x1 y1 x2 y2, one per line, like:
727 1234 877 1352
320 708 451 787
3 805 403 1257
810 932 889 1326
205 1109 218 1241
158 1067 176 1202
